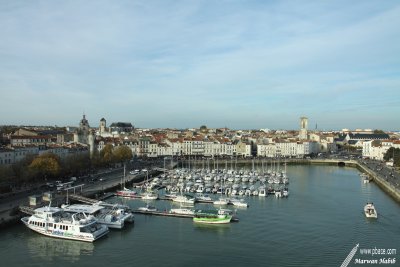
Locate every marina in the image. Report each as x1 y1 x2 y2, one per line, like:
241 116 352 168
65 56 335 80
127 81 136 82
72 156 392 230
2 164 400 266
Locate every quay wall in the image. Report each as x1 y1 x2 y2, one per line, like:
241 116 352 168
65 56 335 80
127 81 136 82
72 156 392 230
0 169 163 229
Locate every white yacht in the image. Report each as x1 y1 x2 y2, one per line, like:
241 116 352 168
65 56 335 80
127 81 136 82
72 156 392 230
229 198 249 208
258 187 267 197
61 203 132 229
213 197 229 206
172 195 195 205
21 205 109 242
364 203 378 218
195 194 212 202
170 208 194 215
138 204 157 212
141 191 159 200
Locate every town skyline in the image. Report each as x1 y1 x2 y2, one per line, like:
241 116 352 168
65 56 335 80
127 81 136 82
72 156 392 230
1 1 400 130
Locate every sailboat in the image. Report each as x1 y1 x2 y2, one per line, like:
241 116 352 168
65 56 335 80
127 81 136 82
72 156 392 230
140 170 159 200
116 165 138 198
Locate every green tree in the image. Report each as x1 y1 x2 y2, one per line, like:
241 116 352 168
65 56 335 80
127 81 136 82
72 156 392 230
383 147 400 167
373 129 386 134
100 144 115 165
113 145 133 162
29 153 61 180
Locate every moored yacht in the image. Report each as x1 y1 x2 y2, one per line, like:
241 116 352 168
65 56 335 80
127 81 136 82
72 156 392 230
172 194 195 205
116 187 138 198
61 203 132 229
21 205 109 242
193 209 232 224
229 198 249 208
170 208 195 215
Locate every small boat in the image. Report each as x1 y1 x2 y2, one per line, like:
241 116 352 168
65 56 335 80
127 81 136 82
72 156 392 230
21 205 109 242
229 198 249 208
116 187 138 198
141 191 159 200
173 195 195 205
282 188 289 197
193 209 232 224
258 187 267 197
213 197 229 205
61 203 133 229
170 208 194 215
195 194 212 202
138 204 157 212
364 203 377 218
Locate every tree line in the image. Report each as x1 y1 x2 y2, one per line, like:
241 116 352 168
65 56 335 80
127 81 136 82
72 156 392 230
0 144 132 192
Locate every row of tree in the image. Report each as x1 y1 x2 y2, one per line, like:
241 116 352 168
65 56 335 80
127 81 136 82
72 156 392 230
0 145 133 188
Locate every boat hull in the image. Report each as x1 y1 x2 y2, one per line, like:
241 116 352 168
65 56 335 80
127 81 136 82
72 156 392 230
21 217 109 242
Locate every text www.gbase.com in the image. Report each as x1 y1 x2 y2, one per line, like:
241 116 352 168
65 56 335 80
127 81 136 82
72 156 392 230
359 248 397 256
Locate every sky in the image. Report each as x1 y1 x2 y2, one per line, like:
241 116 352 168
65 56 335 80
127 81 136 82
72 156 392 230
1 0 400 130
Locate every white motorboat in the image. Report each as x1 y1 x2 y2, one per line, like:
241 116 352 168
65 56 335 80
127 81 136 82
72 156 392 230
141 191 159 200
170 208 194 215
213 197 229 205
229 198 249 208
282 188 289 197
116 187 138 198
195 194 212 202
275 190 282 198
364 203 377 218
138 204 157 212
172 195 195 205
21 205 109 242
258 187 267 197
61 203 132 229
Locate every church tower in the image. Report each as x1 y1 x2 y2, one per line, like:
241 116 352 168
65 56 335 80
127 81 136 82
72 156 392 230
99 118 107 135
299 117 308 140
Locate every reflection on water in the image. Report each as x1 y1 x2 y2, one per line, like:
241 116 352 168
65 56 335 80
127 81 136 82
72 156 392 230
26 235 94 261
193 223 231 234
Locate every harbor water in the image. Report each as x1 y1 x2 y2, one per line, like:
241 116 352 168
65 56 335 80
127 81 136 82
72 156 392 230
1 165 399 267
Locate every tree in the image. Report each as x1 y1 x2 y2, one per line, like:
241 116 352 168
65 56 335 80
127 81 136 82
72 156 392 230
383 147 400 167
113 145 133 162
100 144 115 165
29 153 61 180
373 129 386 134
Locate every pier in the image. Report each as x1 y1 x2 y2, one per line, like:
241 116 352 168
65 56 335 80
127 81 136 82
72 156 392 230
132 209 239 222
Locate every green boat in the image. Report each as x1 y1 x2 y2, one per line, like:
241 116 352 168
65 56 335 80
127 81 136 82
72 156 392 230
193 209 232 224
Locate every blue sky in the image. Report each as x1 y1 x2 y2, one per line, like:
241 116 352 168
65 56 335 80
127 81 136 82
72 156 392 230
1 0 399 130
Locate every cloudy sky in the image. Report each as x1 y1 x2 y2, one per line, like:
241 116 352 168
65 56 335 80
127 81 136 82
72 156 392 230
1 0 399 130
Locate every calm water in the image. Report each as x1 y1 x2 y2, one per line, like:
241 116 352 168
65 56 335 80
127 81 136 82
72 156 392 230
1 165 399 267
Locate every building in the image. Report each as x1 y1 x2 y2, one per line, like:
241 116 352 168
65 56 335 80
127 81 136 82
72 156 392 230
109 122 134 134
73 114 95 156
299 117 308 140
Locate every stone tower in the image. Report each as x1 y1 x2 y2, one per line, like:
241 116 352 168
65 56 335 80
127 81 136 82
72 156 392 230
99 118 107 135
74 114 91 144
299 117 308 140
